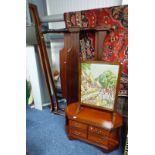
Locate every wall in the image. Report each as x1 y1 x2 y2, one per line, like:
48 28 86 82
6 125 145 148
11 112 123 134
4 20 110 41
26 0 47 25
26 47 43 109
122 0 128 5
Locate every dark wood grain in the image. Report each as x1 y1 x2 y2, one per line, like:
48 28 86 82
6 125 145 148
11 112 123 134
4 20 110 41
42 28 68 34
67 31 80 104
59 48 67 98
60 31 80 104
59 33 71 99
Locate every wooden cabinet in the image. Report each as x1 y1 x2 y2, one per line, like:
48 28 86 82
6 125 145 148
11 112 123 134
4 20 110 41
65 102 122 152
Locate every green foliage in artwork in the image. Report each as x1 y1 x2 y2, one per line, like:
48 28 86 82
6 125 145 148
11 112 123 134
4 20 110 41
96 70 117 89
81 63 91 71
81 64 117 110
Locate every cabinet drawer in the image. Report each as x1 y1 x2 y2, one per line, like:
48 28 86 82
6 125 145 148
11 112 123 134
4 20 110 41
70 128 87 139
69 120 87 130
89 126 116 138
88 134 108 146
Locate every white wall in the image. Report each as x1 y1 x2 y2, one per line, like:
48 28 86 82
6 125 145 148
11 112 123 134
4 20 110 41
50 41 64 71
26 46 43 110
122 0 128 5
26 0 47 25
46 0 123 14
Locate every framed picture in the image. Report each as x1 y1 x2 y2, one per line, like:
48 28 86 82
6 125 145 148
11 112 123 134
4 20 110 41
79 61 121 111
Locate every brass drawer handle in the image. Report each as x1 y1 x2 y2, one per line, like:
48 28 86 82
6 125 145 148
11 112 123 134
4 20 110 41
90 127 94 130
67 47 72 53
95 137 107 143
74 122 80 127
96 140 100 143
101 136 107 140
73 131 81 136
96 130 102 134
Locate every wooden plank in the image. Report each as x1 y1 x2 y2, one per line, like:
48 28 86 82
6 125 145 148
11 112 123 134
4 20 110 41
66 32 80 104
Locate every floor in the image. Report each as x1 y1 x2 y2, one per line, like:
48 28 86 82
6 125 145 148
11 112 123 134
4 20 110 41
26 106 123 155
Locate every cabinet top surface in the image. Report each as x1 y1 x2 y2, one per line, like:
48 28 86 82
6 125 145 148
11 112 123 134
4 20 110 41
66 102 122 130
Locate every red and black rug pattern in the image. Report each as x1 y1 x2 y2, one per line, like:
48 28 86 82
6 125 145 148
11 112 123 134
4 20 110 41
102 6 128 96
79 32 95 60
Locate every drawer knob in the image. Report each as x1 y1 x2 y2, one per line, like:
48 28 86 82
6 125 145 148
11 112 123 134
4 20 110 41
90 127 93 130
74 122 80 127
97 130 101 134
96 139 101 143
74 131 81 136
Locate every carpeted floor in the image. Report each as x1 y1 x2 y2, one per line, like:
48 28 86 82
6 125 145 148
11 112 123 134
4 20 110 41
26 106 123 155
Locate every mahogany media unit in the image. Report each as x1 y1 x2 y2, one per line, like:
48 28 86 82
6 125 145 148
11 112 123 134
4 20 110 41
65 102 123 152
